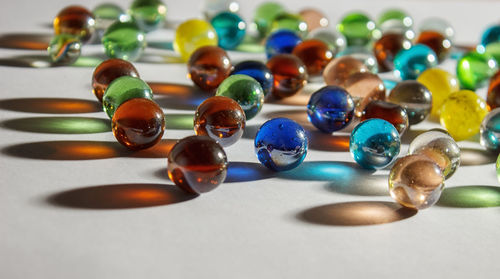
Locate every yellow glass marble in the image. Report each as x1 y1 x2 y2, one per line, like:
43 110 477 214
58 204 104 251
440 90 489 141
417 68 460 117
174 19 218 61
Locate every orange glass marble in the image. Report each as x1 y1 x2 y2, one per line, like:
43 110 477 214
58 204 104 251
112 98 165 150
92 59 140 102
292 39 333 76
194 96 246 147
53 5 96 44
415 30 451 62
266 54 308 99
344 72 386 117
323 56 369 87
298 8 329 32
361 100 409 135
373 33 411 72
188 46 232 91
487 70 500 109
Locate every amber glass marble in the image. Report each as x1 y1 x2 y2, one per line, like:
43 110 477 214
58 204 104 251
292 39 333 76
266 54 308 99
53 5 96 44
373 33 411 72
323 56 369 87
188 46 232 92
92 59 140 102
167 136 227 194
487 71 500 109
112 98 165 150
299 8 329 32
194 96 245 147
415 30 451 62
388 80 432 125
361 100 409 135
344 72 386 117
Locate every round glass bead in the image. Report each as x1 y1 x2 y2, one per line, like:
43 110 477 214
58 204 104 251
373 33 412 72
112 98 165 150
344 72 386 117
480 108 500 152
167 136 227 194
307 27 346 55
194 96 246 147
102 20 146 61
211 12 246 50
254 118 308 171
202 0 239 20
456 51 498 90
388 80 432 125
415 30 451 62
231 60 273 97
174 19 218 61
337 46 379 73
416 68 460 118
271 12 307 36
253 2 285 37
266 54 308 99
292 39 333 76
128 0 167 32
393 44 438 80
349 118 401 169
102 76 153 118
440 90 489 141
487 71 500 109
92 3 126 31
337 12 380 46
389 154 444 210
307 86 355 133
47 34 81 65
265 29 302 58
378 9 413 32
323 56 369 87
215 74 264 120
299 8 328 32
361 100 409 135
92 58 140 102
481 25 500 48
53 5 96 44
419 17 455 42
187 46 232 91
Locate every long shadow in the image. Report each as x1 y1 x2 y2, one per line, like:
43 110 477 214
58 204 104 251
460 148 497 166
0 33 51 50
148 82 208 110
1 117 110 134
0 55 53 68
164 113 194 130
437 185 500 208
47 183 196 209
0 98 102 114
225 161 274 182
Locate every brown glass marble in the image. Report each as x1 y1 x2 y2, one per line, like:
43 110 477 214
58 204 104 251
323 56 369 87
487 70 500 109
188 46 232 92
373 33 411 72
266 54 308 99
53 5 96 44
361 100 409 135
292 39 333 76
415 30 451 62
92 58 140 102
194 96 246 147
344 72 386 117
112 98 165 150
298 8 328 31
388 80 432 125
167 136 227 194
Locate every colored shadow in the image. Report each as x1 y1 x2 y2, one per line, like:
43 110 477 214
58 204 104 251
0 98 101 114
165 113 194 130
460 148 497 166
437 185 500 208
0 33 51 50
147 41 174 50
225 161 274 183
383 79 398 91
72 56 104 67
148 82 207 110
263 109 309 126
1 117 110 134
0 55 52 68
307 131 350 152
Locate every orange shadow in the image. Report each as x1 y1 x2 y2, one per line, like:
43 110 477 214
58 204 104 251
148 81 209 110
0 33 51 50
0 98 102 114
308 131 350 152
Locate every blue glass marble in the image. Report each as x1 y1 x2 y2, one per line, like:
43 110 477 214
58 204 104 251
481 25 500 47
307 86 355 133
254 118 308 171
393 44 438 80
211 11 246 50
231 60 273 96
349 118 401 169
480 107 500 152
265 29 302 59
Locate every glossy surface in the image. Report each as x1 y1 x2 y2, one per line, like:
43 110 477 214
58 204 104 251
393 44 438 80
337 12 379 46
480 108 500 152
47 34 81 65
202 0 239 20
253 2 285 37
337 46 378 73
299 8 328 32
440 90 489 141
187 46 232 91
254 118 308 171
112 98 165 150
129 0 167 32
215 74 264 120
102 20 146 61
231 60 273 97
292 39 333 76
211 12 245 50
388 80 432 125
373 33 411 72
266 54 308 99
389 154 444 210
378 9 412 32
53 5 96 44
167 136 227 194
92 58 140 102
419 17 455 41
323 56 369 87
481 25 500 47
361 100 409 135
93 3 126 31
307 28 346 55
307 86 355 133
487 71 500 109
174 19 218 61
271 12 307 36
194 96 245 147
415 30 451 62
417 68 460 117
265 29 302 58
456 51 498 90
102 76 153 118
344 72 386 117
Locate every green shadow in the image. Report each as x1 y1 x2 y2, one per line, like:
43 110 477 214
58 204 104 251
2 117 111 134
165 113 194 130
437 185 500 208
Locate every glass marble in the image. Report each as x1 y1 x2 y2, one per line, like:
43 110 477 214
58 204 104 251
102 20 146 61
215 74 264 120
415 30 451 62
337 46 379 73
389 154 445 210
299 8 328 32
373 32 412 72
292 39 333 76
253 2 285 38
93 3 126 31
129 0 167 32
323 56 369 87
266 54 308 99
337 12 380 46
481 25 500 48
408 129 461 179
265 29 302 58
92 58 140 102
271 12 307 37
254 118 308 171
497 154 500 183
187 46 232 91
53 5 96 44
349 118 401 169
202 0 239 20
231 60 273 97
440 90 489 141
344 72 386 117
194 96 245 147
112 98 165 150
378 9 413 32
102 76 153 118
361 100 409 135
456 51 498 90
416 68 460 118
307 86 355 133
307 28 346 55
167 136 227 194
388 80 432 125
419 17 455 41
211 11 246 50
47 34 81 65
174 19 218 61
487 71 500 109
393 44 438 80
480 108 500 152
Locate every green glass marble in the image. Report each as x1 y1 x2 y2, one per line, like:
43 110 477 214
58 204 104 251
47 34 81 65
337 12 380 46
102 20 146 61
271 12 307 37
456 51 498 90
215 74 264 120
93 3 126 30
378 9 412 32
102 76 153 118
253 2 285 38
485 42 500 64
129 0 167 32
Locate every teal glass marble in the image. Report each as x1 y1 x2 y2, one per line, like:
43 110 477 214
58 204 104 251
102 20 146 61
481 25 500 48
349 118 401 169
202 0 239 20
337 46 379 73
456 51 498 90
102 76 153 118
47 34 81 65
337 12 380 46
93 3 126 31
307 27 346 55
215 74 264 120
393 44 438 80
480 107 500 152
129 0 167 32
271 12 307 37
253 2 285 38
211 11 246 50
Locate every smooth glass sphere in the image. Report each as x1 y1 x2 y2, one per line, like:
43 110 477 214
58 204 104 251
388 80 432 125
187 46 232 91
480 108 500 152
393 44 438 80
415 30 451 62
129 0 167 32
47 34 81 65
487 71 500 109
481 25 500 48
174 19 218 61
416 68 460 118
266 54 308 99
292 39 333 76
419 17 455 41
337 12 380 46
344 72 386 117
265 29 302 58
378 9 413 32
307 86 355 133
215 74 264 120
53 5 96 44
211 11 246 50
92 58 140 102
271 12 307 36
307 27 346 55
102 76 153 118
323 56 369 87
253 2 285 37
231 60 273 97
456 51 498 90
361 100 409 135
299 8 328 32
374 32 412 72
202 0 239 20
93 3 126 30
102 20 146 61
337 46 379 73
254 118 308 171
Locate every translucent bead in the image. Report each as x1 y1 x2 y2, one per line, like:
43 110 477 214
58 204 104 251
388 80 432 125
344 72 386 117
337 12 380 46
47 34 81 65
174 19 218 61
307 27 346 55
128 0 167 32
215 74 264 120
373 33 412 72
102 20 146 61
456 51 498 90
416 68 460 118
481 25 500 47
202 0 239 20
361 100 409 135
337 46 379 73
299 8 328 32
323 56 369 87
102 76 153 118
393 44 438 80
253 2 285 37
292 39 333 76
271 12 307 37
265 29 302 58
231 60 273 97
419 17 455 42
92 58 140 102
92 3 127 31
307 86 355 133
211 11 246 50
487 71 500 109
415 30 452 62
480 108 500 152
378 9 413 32
187 46 232 91
53 5 96 44
267 54 308 99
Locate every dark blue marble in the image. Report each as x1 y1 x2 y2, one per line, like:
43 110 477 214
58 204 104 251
307 86 355 133
265 29 302 58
